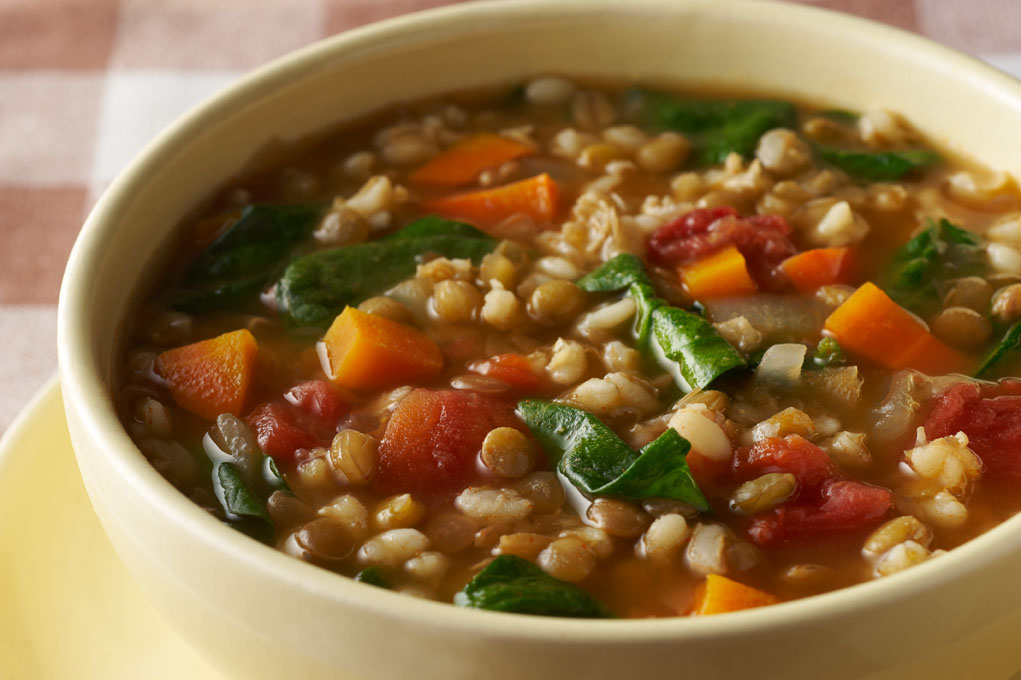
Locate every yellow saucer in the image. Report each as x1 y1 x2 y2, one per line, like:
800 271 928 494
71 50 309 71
0 378 220 679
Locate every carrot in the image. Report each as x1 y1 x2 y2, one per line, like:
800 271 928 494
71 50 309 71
409 133 535 186
321 306 443 391
678 245 758 299
418 172 559 228
468 353 548 393
155 329 259 421
823 282 971 375
781 247 856 293
692 574 778 615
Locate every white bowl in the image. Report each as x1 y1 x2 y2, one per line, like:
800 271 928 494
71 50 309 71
58 1 1021 678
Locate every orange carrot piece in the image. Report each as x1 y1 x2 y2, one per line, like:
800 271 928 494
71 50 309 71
823 282 971 374
409 133 535 186
678 245 758 300
321 307 443 391
693 574 778 616
155 329 259 421
418 172 559 228
781 247 856 293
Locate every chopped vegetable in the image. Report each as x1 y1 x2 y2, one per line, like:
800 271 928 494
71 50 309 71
924 382 1021 480
823 282 971 375
418 172 559 227
215 461 271 524
692 574 778 615
817 146 941 181
321 307 443 391
377 389 522 499
468 353 548 393
884 217 986 317
277 216 496 327
631 90 796 164
517 399 709 510
246 402 326 464
455 555 612 618
155 328 259 421
679 244 758 299
976 321 1021 378
409 133 534 185
354 567 392 589
172 203 325 311
812 337 846 368
576 253 652 292
781 247 856 293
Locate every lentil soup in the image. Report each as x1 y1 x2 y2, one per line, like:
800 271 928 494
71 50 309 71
118 77 1021 619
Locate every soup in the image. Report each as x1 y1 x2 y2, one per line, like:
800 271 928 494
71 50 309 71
117 76 1021 618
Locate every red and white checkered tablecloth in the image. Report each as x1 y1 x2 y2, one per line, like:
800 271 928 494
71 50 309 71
2 0 1019 433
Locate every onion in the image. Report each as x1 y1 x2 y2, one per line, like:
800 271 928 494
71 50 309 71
755 343 807 387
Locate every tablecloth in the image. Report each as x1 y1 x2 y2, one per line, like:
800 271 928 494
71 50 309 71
2 0 1020 433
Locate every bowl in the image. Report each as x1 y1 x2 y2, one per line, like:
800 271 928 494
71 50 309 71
57 1 1021 677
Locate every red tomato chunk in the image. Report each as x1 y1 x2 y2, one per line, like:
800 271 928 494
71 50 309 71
283 379 349 430
469 353 549 393
247 380 347 463
377 389 522 500
647 206 797 289
924 382 1021 480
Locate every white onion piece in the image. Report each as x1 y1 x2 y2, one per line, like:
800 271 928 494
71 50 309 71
755 343 807 387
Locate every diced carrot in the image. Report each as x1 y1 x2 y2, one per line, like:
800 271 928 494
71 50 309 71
321 307 443 391
468 353 548 393
418 172 559 228
678 244 758 300
155 329 259 421
692 574 778 615
823 282 971 375
780 247 856 293
409 133 535 186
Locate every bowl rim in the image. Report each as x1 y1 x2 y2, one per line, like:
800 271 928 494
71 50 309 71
58 0 1021 641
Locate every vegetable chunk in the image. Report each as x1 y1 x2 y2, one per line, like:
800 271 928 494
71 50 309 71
679 244 758 299
409 133 534 185
823 282 970 375
321 307 443 391
419 173 559 227
781 247 855 292
693 574 778 615
155 329 258 421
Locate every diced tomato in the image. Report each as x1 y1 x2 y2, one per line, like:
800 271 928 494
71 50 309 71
246 402 326 463
924 382 1021 480
284 379 349 430
748 479 892 545
468 353 548 393
647 207 797 289
733 435 835 491
376 389 523 500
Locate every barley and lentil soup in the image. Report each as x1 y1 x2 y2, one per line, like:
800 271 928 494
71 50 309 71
119 77 1021 618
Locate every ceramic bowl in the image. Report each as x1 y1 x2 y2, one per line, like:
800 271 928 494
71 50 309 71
57 1 1021 678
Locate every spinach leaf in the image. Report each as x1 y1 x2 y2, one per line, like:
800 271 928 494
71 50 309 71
976 321 1021 378
812 337 846 368
884 217 985 316
631 90 796 165
277 217 497 327
816 147 941 182
455 555 612 618
576 253 652 292
818 109 859 124
173 203 326 312
265 457 290 492
517 400 710 510
650 304 747 392
354 567 392 589
215 462 271 524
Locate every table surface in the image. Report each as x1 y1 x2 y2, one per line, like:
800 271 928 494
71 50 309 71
2 0 1021 434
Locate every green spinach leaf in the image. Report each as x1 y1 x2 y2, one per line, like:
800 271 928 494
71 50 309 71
650 304 746 391
631 90 796 165
576 253 652 292
173 203 326 312
884 217 985 316
816 147 941 181
517 400 710 510
215 461 271 524
455 555 612 618
354 567 392 589
976 321 1021 378
277 217 497 327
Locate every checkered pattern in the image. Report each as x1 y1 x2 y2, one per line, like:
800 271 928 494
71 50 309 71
1 0 1018 432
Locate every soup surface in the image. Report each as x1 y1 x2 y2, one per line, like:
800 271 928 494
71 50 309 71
118 77 1021 618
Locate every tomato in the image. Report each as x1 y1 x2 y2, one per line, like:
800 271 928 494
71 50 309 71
468 353 549 393
924 382 1021 480
283 379 349 430
246 402 326 463
733 435 835 491
748 480 892 545
376 389 523 500
647 207 797 289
